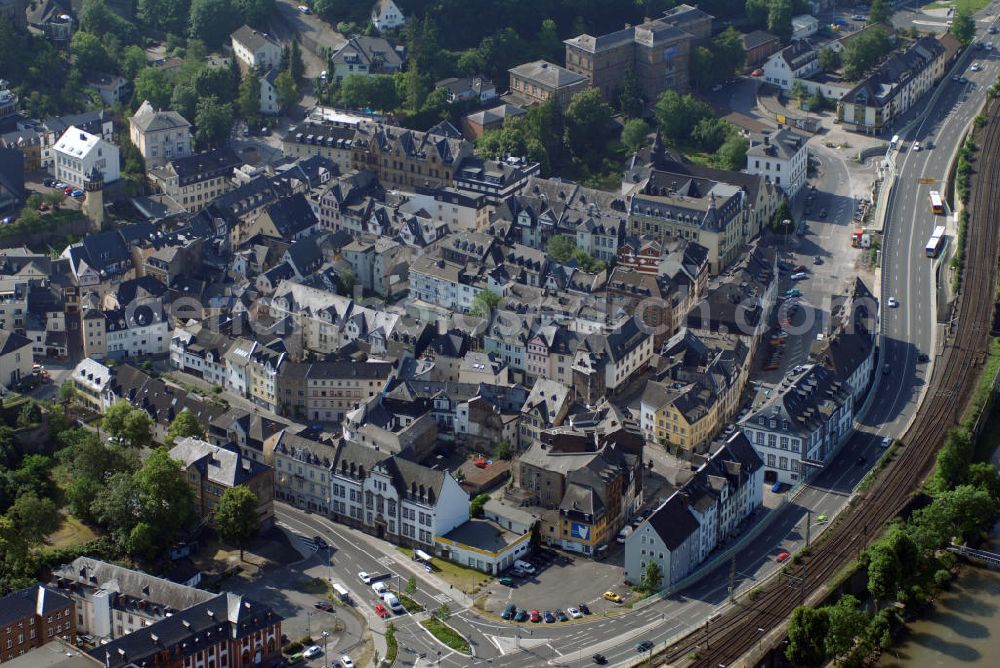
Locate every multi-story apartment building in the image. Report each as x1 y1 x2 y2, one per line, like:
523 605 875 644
739 364 854 485
273 360 393 423
745 127 809 199
330 36 404 84
838 34 956 133
53 126 119 189
103 299 169 361
89 593 282 668
329 439 469 548
147 147 240 212
247 343 285 413
169 437 275 529
266 429 337 514
572 316 655 405
231 25 282 72
170 325 233 388
282 121 355 173
0 586 75 663
762 41 819 91
564 15 695 101
49 558 215 642
518 379 572 447
624 432 763 587
507 60 589 109
350 121 474 189
128 100 192 169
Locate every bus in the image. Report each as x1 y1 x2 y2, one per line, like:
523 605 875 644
929 190 944 215
926 225 946 258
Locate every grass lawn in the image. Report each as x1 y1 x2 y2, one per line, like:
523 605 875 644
420 618 471 654
397 547 490 594
398 593 424 613
46 514 97 549
925 0 991 11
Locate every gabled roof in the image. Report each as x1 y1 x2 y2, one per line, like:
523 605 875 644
508 60 587 89
0 586 73 627
131 100 190 134
646 492 701 550
231 25 281 51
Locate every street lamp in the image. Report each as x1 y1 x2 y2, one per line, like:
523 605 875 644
321 631 330 668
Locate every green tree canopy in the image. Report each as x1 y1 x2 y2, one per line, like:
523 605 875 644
195 95 235 148
654 90 714 146
215 485 260 559
6 493 61 543
786 606 829 668
274 69 300 114
469 289 501 317
869 0 890 24
134 68 173 110
137 0 191 35
189 0 241 48
951 7 976 46
338 74 400 111
469 493 489 518
70 32 114 73
102 401 153 449
818 47 841 72
165 409 206 448
619 65 643 119
842 27 892 80
563 88 612 166
546 234 577 263
824 595 868 660
641 561 663 591
237 72 262 121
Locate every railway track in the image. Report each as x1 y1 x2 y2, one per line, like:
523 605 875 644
661 101 1000 668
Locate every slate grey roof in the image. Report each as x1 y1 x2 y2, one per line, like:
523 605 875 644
0 586 73 627
51 557 215 613
508 60 587 89
231 25 281 51
131 100 190 134
88 592 281 668
169 437 270 487
0 329 31 356
646 492 700 550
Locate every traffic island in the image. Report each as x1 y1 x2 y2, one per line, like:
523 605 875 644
419 617 472 654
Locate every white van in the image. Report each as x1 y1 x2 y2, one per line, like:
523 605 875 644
513 559 536 575
616 526 634 544
372 581 388 595
890 134 900 149
382 592 404 613
332 582 351 603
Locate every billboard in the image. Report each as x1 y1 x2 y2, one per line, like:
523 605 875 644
571 523 590 541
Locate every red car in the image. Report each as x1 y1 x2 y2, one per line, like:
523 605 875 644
776 551 791 563
63 186 74 195
374 603 389 619
530 609 542 623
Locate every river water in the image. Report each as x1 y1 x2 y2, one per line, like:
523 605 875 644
878 521 1000 668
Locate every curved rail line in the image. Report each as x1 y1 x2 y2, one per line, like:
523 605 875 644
661 101 1000 668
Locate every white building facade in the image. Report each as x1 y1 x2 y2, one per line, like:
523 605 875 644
53 126 120 189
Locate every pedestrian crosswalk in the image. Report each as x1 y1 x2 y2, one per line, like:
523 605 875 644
285 530 320 557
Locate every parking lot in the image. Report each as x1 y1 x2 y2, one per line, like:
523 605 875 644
480 547 632 621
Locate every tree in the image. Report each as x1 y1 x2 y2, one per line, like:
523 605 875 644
692 117 729 152
171 80 200 122
137 0 191 35
790 79 807 103
6 493 61 543
824 595 868 660
215 486 260 560
654 90 714 146
234 0 274 28
44 190 63 212
951 7 976 46
563 88 612 165
932 428 973 492
338 74 400 111
492 440 512 460
189 0 240 48
121 44 150 81
436 602 451 621
16 401 40 429
337 269 356 295
866 542 900 603
745 0 769 30
469 493 489 518
134 68 173 110
966 461 1000 502
194 66 237 105
165 409 206 448
786 606 829 668
469 289 501 317
547 235 577 263
869 0 890 25
641 561 663 591
102 401 153 449
711 27 745 80
237 72 262 121
405 575 417 596
195 96 234 148
536 19 562 62
70 32 113 73
767 0 794 42
690 45 714 90
131 447 196 557
289 40 305 82
818 47 841 72
619 65 643 119
621 118 650 154
275 69 300 114
842 27 891 80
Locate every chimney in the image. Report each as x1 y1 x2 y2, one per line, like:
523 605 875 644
763 134 770 146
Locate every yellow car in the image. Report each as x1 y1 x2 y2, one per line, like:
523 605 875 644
603 591 623 603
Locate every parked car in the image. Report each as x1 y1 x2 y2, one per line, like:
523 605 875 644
567 607 583 619
341 656 354 668
297 4 312 13
543 610 556 623
813 256 823 265
771 481 783 493
530 609 542 623
313 601 334 612
498 576 515 587
556 610 568 622
514 609 529 622
881 436 892 448
313 535 328 549
42 178 54 187
501 603 516 620
790 271 808 281
358 571 372 584
579 603 591 615
374 603 389 619
302 645 322 659
776 551 791 563
603 591 622 603
63 186 74 195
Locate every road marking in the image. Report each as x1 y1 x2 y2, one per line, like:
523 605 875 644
548 643 563 656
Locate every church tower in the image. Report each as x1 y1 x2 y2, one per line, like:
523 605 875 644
81 166 104 231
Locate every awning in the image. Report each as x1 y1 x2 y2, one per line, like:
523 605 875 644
415 549 432 562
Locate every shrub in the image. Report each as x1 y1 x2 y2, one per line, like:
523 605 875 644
934 568 952 587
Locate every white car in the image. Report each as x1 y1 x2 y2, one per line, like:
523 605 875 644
297 5 312 13
372 581 388 595
711 83 723 92
971 63 982 72
358 571 372 584
567 607 583 619
303 645 322 659
887 297 899 308
912 142 920 152
341 656 355 668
